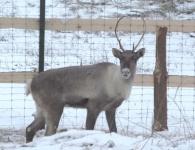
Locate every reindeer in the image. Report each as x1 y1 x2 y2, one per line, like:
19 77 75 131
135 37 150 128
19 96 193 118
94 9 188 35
25 16 145 142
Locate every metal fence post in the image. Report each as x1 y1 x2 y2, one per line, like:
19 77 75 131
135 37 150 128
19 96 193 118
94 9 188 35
39 0 45 72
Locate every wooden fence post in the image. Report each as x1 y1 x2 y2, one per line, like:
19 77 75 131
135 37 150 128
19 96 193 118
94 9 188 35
153 26 168 131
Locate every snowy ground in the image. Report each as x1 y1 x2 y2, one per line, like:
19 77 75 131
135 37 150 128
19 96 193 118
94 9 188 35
0 0 195 149
1 84 195 149
2 129 195 150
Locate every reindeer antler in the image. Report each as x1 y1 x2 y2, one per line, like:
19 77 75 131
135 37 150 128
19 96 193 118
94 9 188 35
115 15 146 52
132 16 146 52
114 16 126 52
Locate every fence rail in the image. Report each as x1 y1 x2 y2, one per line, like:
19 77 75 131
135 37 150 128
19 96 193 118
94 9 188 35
0 17 195 88
0 17 195 32
0 72 194 87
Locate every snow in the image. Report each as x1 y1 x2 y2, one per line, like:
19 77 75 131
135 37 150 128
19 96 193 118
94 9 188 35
1 86 195 149
1 129 195 150
0 0 195 149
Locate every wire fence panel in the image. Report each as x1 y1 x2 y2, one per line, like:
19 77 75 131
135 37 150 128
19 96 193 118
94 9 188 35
0 0 39 129
167 31 195 135
0 0 195 143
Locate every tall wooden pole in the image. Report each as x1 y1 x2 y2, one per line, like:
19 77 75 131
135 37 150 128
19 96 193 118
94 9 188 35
153 26 168 131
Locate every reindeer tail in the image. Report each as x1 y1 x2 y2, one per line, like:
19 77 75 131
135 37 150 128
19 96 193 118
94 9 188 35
25 79 32 96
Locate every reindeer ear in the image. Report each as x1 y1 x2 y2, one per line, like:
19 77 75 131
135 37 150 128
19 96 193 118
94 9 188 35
135 48 145 59
112 48 122 58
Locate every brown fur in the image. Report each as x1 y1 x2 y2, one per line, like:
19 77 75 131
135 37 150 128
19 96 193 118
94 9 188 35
26 48 145 142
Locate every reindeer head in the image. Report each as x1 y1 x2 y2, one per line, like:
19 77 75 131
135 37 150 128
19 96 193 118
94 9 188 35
113 16 145 80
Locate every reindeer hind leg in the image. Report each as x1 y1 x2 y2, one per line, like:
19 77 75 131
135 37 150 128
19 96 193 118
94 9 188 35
44 104 64 136
26 105 45 143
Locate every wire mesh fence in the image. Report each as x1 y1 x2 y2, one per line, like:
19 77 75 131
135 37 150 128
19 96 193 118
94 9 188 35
0 0 195 140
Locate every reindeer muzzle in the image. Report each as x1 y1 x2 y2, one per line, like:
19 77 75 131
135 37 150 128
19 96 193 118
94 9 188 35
121 68 131 79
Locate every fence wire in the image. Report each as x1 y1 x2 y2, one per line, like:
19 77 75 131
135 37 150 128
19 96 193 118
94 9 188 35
0 0 195 139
